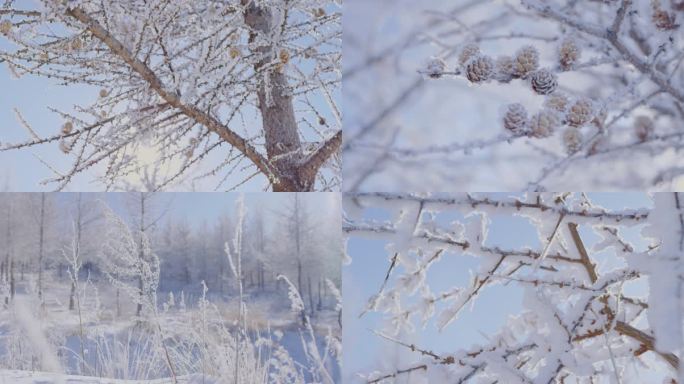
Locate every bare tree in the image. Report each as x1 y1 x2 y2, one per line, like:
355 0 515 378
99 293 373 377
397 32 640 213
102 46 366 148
125 192 167 316
0 1 341 191
2 196 15 305
25 193 55 302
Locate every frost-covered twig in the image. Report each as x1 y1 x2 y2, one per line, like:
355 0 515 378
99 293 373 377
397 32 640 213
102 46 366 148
346 192 682 382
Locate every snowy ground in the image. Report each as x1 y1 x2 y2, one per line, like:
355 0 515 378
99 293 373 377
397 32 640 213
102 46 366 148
0 272 341 383
0 370 215 384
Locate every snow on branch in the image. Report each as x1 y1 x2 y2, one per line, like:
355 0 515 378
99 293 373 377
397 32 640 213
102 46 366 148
345 192 682 383
0 1 341 191
344 0 684 191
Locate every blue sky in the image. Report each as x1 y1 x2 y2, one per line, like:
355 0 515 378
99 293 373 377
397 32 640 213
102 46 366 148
0 59 97 191
48 192 340 230
343 193 654 382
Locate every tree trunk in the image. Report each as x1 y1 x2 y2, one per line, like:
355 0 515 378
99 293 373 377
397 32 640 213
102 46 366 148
137 192 146 317
9 260 14 300
242 1 316 191
5 206 12 304
69 281 76 311
307 274 314 317
297 259 303 298
137 275 143 317
38 193 45 300
317 278 323 310
219 254 224 294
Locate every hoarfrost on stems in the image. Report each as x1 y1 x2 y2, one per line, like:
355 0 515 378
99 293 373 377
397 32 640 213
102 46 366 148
345 192 681 383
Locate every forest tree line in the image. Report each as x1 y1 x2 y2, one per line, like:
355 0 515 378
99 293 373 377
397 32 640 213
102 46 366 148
0 193 341 318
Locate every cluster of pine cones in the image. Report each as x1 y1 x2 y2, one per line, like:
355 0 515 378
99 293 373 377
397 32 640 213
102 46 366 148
503 93 598 153
427 37 658 154
426 39 582 94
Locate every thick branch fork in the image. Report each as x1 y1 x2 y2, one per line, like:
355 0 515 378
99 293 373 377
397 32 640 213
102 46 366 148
66 6 340 191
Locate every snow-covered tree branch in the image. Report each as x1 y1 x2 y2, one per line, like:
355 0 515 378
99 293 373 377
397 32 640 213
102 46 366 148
0 1 341 191
343 0 684 191
344 192 683 383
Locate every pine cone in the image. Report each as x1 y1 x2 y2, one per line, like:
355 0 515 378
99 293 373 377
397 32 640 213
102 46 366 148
530 69 558 95
652 1 680 30
466 55 494 83
567 98 594 127
425 57 447 78
503 103 528 134
562 128 583 154
544 92 570 113
653 9 679 29
313 8 326 18
0 20 11 35
71 38 83 51
529 110 559 138
495 56 515 83
513 45 539 78
459 43 480 66
559 38 581 70
279 49 290 64
59 139 73 154
61 122 73 135
634 116 654 142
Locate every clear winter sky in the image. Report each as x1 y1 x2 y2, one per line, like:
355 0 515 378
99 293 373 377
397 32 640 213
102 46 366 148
343 193 654 382
50 192 340 229
0 57 97 191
